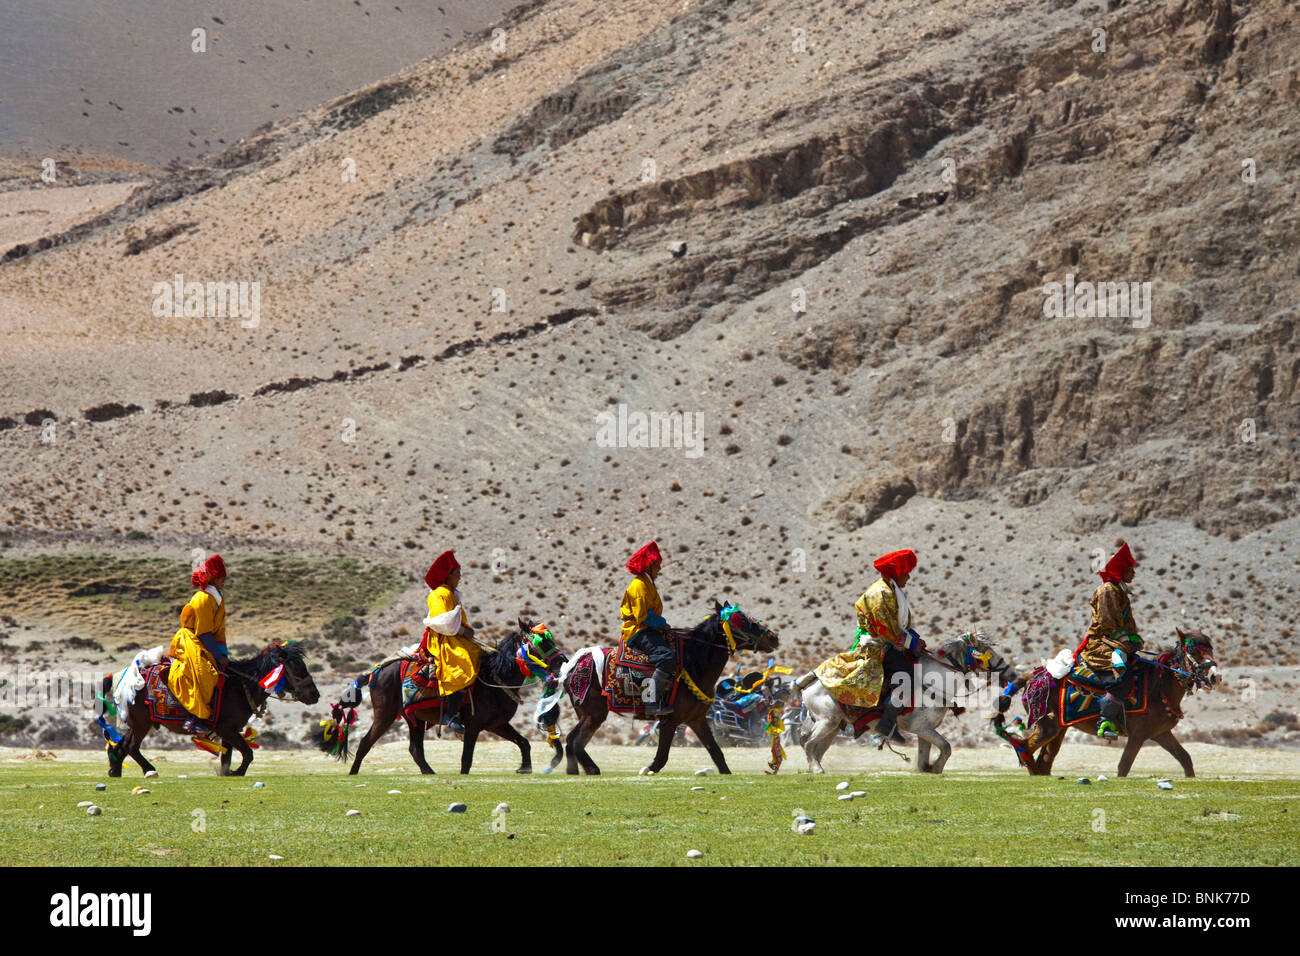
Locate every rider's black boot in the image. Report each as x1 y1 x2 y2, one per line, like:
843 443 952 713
441 691 466 734
873 702 906 748
643 669 674 716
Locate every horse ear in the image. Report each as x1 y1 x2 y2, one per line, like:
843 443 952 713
1175 627 1184 639
518 616 528 632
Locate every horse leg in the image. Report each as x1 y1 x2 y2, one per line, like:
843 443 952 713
910 721 952 774
408 717 436 775
1151 729 1194 777
916 738 933 773
487 722 533 774
687 716 731 775
224 733 255 776
1037 731 1065 774
126 724 156 776
1116 732 1145 778
1021 716 1059 776
348 707 398 775
568 711 605 775
106 733 127 778
644 715 680 775
802 715 839 774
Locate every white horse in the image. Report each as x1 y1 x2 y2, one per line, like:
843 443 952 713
799 633 1014 774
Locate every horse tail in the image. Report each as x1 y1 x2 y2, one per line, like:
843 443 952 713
315 669 376 761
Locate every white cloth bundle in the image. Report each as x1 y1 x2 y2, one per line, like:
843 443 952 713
112 645 169 719
1045 648 1074 679
422 588 464 636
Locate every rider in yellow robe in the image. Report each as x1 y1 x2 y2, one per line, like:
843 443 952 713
420 550 481 733
167 554 228 733
621 541 672 715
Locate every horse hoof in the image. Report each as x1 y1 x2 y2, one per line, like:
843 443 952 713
639 767 656 776
516 767 532 775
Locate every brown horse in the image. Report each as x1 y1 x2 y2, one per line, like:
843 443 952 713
342 618 566 775
103 641 321 777
563 601 779 775
1016 629 1219 777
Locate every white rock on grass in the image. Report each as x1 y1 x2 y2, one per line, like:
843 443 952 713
94 783 106 791
836 781 849 791
797 822 815 835
387 790 401 795
1157 780 1174 790
144 771 158 779
686 849 703 859
695 768 714 776
850 791 866 798
838 794 855 801
253 782 265 789
269 855 283 860
494 803 510 814
77 801 94 808
690 786 705 791
448 803 467 813
346 809 361 817
86 806 102 816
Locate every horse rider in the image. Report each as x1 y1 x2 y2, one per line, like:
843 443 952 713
421 550 482 735
168 553 229 736
1080 540 1143 740
854 549 926 746
621 540 674 716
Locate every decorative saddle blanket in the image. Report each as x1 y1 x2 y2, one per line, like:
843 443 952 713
601 635 684 715
844 702 916 737
400 657 443 719
141 663 222 725
1058 663 1150 728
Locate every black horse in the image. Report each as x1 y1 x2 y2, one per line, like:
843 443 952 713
104 641 321 777
340 618 566 775
564 601 780 775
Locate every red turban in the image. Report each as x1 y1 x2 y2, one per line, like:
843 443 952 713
1099 542 1136 584
626 541 662 576
191 554 226 589
425 550 460 590
873 549 917 582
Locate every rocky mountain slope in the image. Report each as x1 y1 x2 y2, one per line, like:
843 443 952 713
0 0 1297 746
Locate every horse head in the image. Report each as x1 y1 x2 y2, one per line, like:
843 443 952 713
514 616 567 679
937 631 1015 683
712 599 780 655
269 640 321 704
1175 628 1219 690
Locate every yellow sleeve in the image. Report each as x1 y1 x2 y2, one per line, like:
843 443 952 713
189 591 218 637
620 576 659 642
863 581 902 643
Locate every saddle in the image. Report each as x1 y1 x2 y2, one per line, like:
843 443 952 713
140 662 224 726
1058 659 1150 728
400 656 443 719
601 634 683 715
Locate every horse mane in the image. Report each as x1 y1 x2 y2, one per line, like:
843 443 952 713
679 609 721 679
482 628 524 685
231 641 303 681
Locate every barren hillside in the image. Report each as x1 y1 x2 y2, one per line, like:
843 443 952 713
1 0 1297 745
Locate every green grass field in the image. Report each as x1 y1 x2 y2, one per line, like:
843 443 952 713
2 743 1298 866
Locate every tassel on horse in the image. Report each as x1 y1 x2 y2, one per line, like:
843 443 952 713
317 700 358 761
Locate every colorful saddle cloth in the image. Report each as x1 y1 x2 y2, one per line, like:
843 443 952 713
844 702 915 737
601 635 683 715
400 657 443 719
815 641 887 710
141 663 190 724
1058 662 1150 728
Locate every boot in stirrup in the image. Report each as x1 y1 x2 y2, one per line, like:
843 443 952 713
642 669 674 716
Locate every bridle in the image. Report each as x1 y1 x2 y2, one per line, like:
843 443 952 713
1170 638 1217 693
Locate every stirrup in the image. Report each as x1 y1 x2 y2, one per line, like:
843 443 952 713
1097 720 1119 740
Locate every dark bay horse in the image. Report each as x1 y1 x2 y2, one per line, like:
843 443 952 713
563 601 779 775
342 618 566 775
103 641 321 777
1015 629 1219 777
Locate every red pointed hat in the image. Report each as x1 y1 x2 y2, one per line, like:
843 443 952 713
627 541 662 576
191 554 226 589
425 550 460 590
1099 541 1136 584
873 549 917 582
